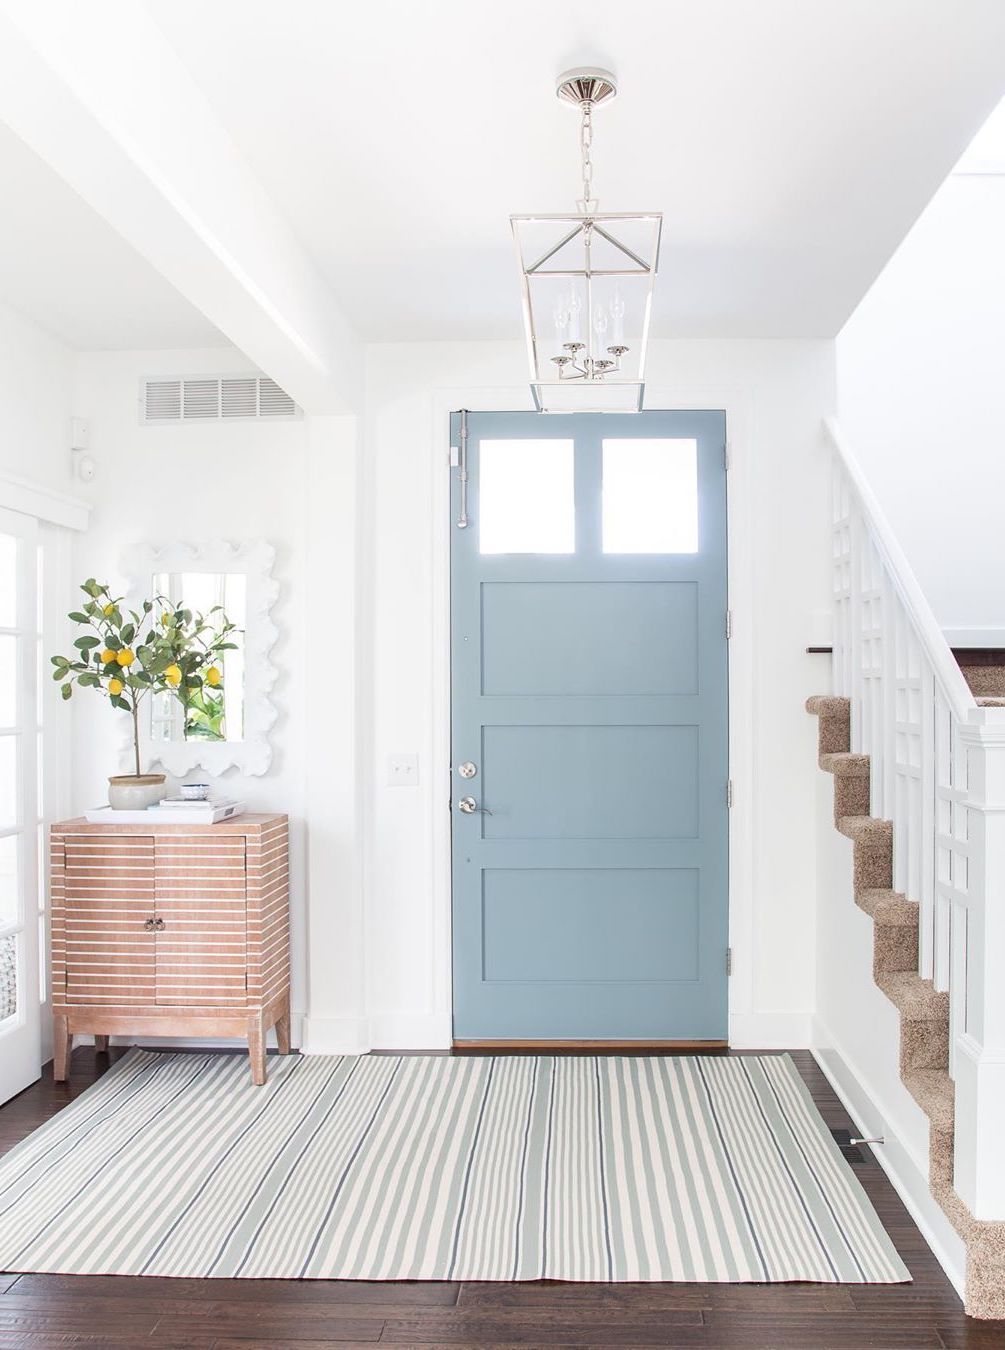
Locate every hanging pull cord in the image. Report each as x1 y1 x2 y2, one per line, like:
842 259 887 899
577 99 599 216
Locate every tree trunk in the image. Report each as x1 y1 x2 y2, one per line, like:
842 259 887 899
131 700 141 777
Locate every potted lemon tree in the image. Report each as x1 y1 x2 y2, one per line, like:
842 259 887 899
51 579 239 809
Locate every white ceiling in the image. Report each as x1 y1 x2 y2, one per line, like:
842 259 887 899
0 120 225 350
2 0 1005 350
139 0 1005 342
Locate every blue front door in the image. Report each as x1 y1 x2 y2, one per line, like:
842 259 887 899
450 411 728 1041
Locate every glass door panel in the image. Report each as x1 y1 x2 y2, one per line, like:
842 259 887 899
0 506 40 1103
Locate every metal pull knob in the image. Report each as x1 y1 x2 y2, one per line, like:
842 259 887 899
458 796 492 815
153 917 166 932
143 917 156 931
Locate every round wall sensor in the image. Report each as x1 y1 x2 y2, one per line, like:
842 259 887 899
75 452 97 483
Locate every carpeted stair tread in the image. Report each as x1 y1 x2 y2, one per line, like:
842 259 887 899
861 889 918 925
976 696 1005 707
819 751 871 778
806 695 851 717
876 969 949 1021
837 815 892 847
904 1068 955 1132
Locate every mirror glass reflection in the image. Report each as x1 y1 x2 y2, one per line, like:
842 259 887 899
149 572 247 744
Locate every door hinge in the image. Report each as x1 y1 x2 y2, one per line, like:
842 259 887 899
726 780 734 808
726 947 733 976
723 441 730 472
725 610 733 640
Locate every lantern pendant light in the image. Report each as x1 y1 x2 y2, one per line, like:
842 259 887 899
511 68 662 412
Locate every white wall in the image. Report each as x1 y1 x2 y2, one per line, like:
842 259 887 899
68 348 362 1047
40 335 836 1053
0 300 72 492
837 174 1005 639
361 338 836 1050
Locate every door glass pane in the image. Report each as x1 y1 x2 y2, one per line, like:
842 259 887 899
0 534 15 627
0 834 16 928
0 636 15 727
479 440 575 554
603 438 699 553
0 739 16 830
0 935 16 1022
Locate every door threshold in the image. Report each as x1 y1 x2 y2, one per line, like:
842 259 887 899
452 1039 729 1054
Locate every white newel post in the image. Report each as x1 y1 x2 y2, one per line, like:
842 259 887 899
954 711 1005 1219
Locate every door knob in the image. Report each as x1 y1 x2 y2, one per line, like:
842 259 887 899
458 796 492 815
143 917 156 931
153 917 166 931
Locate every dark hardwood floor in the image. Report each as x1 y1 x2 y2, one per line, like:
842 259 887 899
0 1046 1000 1349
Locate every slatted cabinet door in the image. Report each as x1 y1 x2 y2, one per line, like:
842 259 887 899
60 834 156 1006
154 834 248 1007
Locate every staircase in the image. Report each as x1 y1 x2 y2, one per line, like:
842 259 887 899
809 420 1005 1319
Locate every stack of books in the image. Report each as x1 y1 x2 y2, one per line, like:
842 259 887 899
145 797 246 824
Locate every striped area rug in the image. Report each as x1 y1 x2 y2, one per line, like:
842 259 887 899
0 1050 908 1283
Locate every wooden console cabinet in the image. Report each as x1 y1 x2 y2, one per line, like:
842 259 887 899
49 813 290 1085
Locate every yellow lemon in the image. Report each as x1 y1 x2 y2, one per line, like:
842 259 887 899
116 649 135 668
108 677 123 696
102 602 115 617
165 664 182 687
161 613 171 627
100 648 117 665
206 666 222 687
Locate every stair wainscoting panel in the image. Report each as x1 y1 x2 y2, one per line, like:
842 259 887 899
807 695 1005 1319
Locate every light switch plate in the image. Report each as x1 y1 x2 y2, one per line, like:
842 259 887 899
387 753 419 787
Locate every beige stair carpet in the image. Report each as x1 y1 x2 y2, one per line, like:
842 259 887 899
0 1049 907 1284
807 694 1005 1319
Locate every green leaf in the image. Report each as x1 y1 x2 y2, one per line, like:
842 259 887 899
67 611 89 624
120 623 135 645
77 673 101 688
73 636 100 650
61 683 72 700
111 695 130 712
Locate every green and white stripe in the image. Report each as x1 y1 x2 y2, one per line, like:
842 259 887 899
0 1050 909 1283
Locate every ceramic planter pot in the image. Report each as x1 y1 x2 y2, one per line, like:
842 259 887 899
107 773 166 811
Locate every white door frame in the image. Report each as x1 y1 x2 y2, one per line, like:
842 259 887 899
425 382 756 1047
0 505 42 1101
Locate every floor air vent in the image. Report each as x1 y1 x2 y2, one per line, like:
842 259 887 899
141 375 299 424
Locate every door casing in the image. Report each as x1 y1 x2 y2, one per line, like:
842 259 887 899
415 383 756 1050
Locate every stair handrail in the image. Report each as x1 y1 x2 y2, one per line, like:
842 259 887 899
823 417 976 723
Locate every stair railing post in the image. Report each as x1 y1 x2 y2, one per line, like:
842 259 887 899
953 712 1005 1220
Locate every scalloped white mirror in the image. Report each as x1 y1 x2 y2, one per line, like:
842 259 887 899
122 540 278 776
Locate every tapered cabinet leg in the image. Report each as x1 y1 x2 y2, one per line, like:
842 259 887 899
94 1035 109 1053
53 1015 72 1082
275 1002 291 1055
248 1012 267 1085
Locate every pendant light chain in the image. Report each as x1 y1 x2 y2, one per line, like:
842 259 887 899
579 99 597 214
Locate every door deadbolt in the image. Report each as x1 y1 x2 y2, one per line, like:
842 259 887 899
458 761 477 779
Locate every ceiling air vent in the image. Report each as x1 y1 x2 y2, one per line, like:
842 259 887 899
141 375 301 424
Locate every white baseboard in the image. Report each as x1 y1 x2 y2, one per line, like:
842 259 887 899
941 628 1005 649
299 1016 371 1055
811 1015 966 1300
369 1010 452 1050
729 1010 813 1048
299 1011 451 1054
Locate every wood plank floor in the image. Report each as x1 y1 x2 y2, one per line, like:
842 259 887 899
0 1047 999 1349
